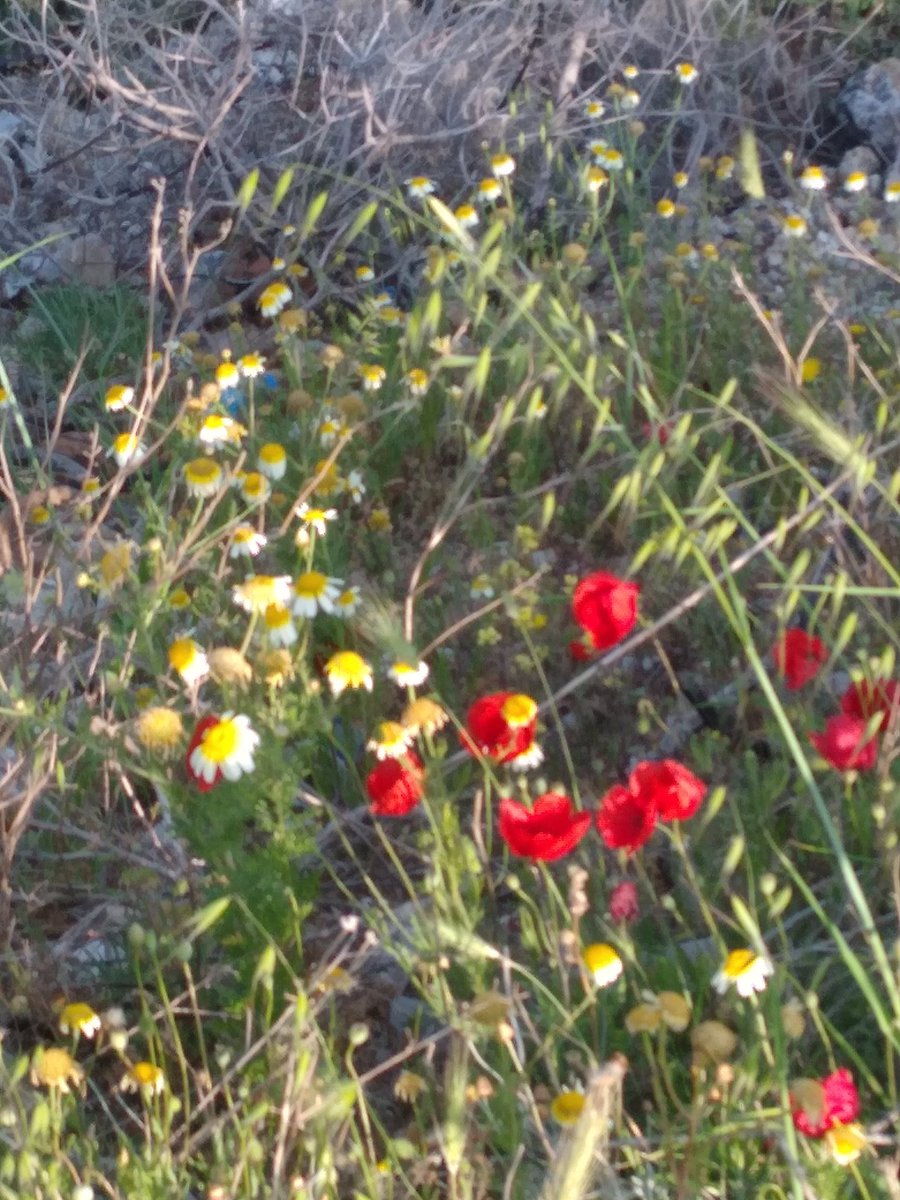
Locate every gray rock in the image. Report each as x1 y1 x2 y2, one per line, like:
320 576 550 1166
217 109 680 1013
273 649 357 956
836 57 900 176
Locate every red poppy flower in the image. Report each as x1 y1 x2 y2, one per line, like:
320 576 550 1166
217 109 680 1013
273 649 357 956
571 571 639 652
840 678 899 730
498 792 591 861
791 1068 860 1138
596 784 657 853
461 692 541 768
629 759 707 822
608 879 640 923
186 715 222 792
773 628 828 691
366 751 424 816
809 714 878 772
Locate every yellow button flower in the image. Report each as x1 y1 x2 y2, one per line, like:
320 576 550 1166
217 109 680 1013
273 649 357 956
550 1089 585 1125
31 1047 83 1092
135 707 184 756
625 1002 662 1034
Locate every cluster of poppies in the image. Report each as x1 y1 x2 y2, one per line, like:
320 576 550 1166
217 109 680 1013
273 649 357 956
495 757 707 862
366 569 642 815
774 628 897 772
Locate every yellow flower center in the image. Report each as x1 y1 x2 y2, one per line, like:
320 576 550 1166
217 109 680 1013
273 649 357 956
582 942 620 975
326 651 371 688
825 1123 867 1165
242 473 268 498
199 718 240 764
723 948 758 978
295 571 328 598
136 707 184 751
259 443 285 464
501 694 537 727
185 457 221 485
264 603 291 629
550 1091 586 1125
168 639 198 672
375 722 408 750
130 1061 164 1088
60 1002 99 1033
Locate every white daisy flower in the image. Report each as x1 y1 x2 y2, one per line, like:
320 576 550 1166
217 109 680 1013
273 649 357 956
295 502 337 537
167 637 209 685
189 713 260 783
232 574 292 614
387 660 429 688
109 433 146 469
333 586 362 618
263 603 298 648
292 571 342 618
229 525 267 559
713 948 774 998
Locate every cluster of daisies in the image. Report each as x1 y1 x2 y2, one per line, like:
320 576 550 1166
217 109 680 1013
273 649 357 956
781 156 900 240
29 1001 165 1107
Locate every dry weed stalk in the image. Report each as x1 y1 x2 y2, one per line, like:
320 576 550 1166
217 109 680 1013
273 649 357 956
0 0 857 295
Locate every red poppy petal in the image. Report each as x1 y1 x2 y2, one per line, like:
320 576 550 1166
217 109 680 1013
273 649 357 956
596 784 657 853
629 759 706 822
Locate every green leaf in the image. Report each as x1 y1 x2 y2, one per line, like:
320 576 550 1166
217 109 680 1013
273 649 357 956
342 200 378 246
185 896 231 939
236 168 260 214
300 190 328 240
269 167 295 213
737 126 765 200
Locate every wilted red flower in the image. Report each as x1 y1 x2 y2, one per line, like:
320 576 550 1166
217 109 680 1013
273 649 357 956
608 879 640 922
809 714 878 772
568 636 595 664
572 571 639 652
461 692 542 769
629 759 707 822
641 419 672 445
596 784 657 853
498 792 591 861
773 628 828 691
186 715 222 792
366 751 424 816
791 1068 860 1138
840 678 899 730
